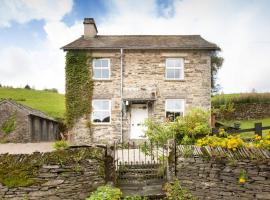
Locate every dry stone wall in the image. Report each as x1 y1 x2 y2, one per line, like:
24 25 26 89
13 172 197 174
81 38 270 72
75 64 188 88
0 147 111 200
175 149 270 199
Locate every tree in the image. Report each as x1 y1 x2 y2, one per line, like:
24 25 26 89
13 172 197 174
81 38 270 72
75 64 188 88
211 54 224 94
24 84 31 90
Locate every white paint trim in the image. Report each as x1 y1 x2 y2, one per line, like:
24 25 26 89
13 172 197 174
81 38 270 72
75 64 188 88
92 58 111 80
91 99 112 125
165 58 184 80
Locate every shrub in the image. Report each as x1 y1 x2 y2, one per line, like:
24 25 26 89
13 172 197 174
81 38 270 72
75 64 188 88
123 196 148 200
53 140 69 150
1 113 16 135
197 135 246 150
144 108 211 145
86 185 122 200
164 180 197 200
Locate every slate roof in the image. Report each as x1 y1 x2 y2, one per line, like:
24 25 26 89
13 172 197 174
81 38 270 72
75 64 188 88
0 99 56 121
62 35 220 51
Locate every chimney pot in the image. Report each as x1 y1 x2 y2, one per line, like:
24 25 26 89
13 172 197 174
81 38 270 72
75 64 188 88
83 18 97 38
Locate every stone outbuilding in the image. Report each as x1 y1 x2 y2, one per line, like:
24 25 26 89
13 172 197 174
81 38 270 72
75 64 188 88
0 100 59 143
62 18 220 144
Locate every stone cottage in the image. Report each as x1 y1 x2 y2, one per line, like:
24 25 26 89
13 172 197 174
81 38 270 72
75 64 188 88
0 100 59 143
62 18 220 144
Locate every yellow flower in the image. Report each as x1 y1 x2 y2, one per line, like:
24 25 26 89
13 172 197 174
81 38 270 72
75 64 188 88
255 134 262 141
239 178 246 184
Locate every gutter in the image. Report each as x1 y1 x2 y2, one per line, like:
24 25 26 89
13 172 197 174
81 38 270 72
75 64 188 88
120 48 123 143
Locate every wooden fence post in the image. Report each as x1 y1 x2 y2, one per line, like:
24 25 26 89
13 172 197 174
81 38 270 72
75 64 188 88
255 123 262 137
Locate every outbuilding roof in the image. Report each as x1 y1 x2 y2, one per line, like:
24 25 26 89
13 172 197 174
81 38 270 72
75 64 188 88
0 99 56 121
62 35 220 51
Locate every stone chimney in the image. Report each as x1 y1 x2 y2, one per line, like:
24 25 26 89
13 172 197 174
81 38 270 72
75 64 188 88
83 18 97 38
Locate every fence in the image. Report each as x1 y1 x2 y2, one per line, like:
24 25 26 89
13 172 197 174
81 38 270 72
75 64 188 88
212 122 270 137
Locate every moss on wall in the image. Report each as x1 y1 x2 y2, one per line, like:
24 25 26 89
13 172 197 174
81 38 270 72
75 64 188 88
1 112 16 135
65 51 93 128
0 147 104 188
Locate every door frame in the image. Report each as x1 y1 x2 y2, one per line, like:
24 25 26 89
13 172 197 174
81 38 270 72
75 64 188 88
129 103 148 140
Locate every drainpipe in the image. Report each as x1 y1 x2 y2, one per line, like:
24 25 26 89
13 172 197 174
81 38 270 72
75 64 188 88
120 48 123 143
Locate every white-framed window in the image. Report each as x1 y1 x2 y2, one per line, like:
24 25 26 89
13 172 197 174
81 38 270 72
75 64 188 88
165 99 185 122
92 100 111 124
165 58 184 80
92 58 110 80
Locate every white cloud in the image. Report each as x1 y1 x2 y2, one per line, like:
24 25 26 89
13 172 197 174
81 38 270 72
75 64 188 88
0 0 73 27
98 0 270 93
1 0 270 94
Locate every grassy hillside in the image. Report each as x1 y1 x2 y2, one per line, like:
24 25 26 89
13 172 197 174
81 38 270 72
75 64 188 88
0 88 65 119
212 93 270 107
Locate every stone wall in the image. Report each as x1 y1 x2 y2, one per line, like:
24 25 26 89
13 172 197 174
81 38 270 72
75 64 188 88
0 146 111 200
70 49 211 144
0 101 30 143
226 103 270 120
174 147 270 200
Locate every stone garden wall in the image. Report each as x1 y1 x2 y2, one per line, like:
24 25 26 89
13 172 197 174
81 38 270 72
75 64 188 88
174 146 270 200
0 146 112 200
224 103 270 120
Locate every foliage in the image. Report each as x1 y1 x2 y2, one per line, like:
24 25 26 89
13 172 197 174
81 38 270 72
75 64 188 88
53 140 69 150
144 108 211 145
144 119 175 145
0 148 103 188
213 102 235 120
164 179 197 200
172 108 211 142
251 132 270 150
239 169 247 184
1 112 16 135
212 92 270 108
0 88 65 119
24 84 31 90
211 54 224 94
197 135 246 151
86 185 122 200
65 51 93 128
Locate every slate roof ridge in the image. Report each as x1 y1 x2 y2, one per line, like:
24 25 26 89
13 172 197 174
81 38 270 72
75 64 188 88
0 99 56 121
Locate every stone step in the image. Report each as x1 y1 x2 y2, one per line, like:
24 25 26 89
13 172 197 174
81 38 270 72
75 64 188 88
117 179 165 186
120 184 165 198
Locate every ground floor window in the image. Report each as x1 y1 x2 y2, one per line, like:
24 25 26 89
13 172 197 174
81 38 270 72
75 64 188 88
165 99 184 122
92 99 111 123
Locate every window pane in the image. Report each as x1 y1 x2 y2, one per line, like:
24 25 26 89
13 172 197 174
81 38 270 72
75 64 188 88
93 69 102 79
175 69 182 79
102 69 109 78
166 59 175 68
174 59 182 68
166 100 183 111
101 59 109 68
166 69 175 79
93 100 110 110
92 111 110 123
94 59 102 68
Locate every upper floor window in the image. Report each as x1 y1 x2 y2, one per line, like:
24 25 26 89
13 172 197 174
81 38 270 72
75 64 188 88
92 99 111 124
93 58 110 80
165 99 184 122
165 58 184 80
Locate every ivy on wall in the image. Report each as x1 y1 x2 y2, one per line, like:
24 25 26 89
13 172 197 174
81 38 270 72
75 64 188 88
1 112 16 135
65 51 93 128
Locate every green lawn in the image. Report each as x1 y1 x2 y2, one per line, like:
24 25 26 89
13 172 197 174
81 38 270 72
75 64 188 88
225 118 270 139
0 88 65 119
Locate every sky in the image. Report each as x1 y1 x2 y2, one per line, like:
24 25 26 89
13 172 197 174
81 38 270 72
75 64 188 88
0 0 270 94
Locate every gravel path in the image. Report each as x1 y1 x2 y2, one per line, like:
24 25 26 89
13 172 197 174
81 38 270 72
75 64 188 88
0 142 55 154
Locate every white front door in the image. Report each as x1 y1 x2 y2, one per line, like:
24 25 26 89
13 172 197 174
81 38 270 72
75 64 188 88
130 104 148 139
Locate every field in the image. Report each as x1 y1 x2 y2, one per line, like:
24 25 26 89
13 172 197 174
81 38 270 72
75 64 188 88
0 88 65 119
212 92 270 107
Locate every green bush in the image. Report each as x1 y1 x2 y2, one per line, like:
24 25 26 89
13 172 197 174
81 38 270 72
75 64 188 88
86 185 122 200
164 180 197 200
144 108 211 145
1 113 16 135
53 140 69 150
123 196 148 200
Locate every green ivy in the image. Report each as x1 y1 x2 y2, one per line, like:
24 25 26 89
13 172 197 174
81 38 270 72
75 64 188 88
65 51 93 128
1 112 16 135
